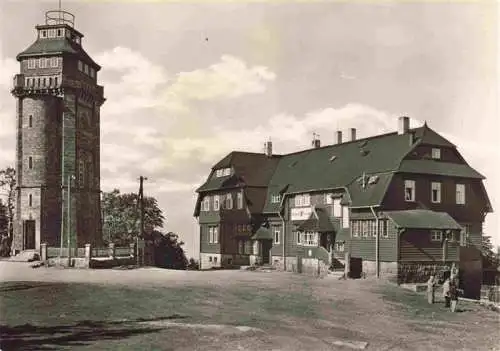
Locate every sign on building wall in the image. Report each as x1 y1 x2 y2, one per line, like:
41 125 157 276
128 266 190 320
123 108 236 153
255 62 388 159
291 207 313 221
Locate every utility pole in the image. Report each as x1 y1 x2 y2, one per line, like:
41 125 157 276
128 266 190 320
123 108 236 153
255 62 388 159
138 176 147 266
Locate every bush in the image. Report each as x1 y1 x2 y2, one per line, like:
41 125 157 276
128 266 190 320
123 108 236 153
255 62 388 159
187 258 199 270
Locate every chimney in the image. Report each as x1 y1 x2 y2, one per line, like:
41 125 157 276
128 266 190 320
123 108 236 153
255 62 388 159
264 140 272 157
409 130 416 145
312 133 321 148
336 130 342 144
349 128 356 141
398 116 410 135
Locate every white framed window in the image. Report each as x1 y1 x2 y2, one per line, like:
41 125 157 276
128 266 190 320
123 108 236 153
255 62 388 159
371 221 377 238
39 58 47 68
431 182 441 203
50 57 58 67
213 227 219 243
298 231 318 246
237 192 243 209
78 60 83 71
456 184 465 205
294 193 310 207
223 168 231 176
431 148 441 159
84 64 89 75
379 220 388 238
56 28 64 37
333 198 341 217
274 228 280 244
352 221 359 237
90 68 95 78
214 256 218 263
40 30 47 38
225 193 233 209
213 195 220 211
431 230 442 242
460 224 471 246
48 29 56 38
208 226 219 244
362 221 369 237
324 193 333 204
271 194 281 203
335 242 345 252
404 180 416 202
27 59 36 69
209 256 213 262
342 205 349 228
202 196 210 211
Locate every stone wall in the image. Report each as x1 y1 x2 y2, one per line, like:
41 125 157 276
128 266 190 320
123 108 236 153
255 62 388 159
199 253 222 270
398 261 455 284
362 260 398 280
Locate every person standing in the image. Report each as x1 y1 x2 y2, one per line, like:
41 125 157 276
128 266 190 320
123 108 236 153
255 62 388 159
427 275 436 304
442 278 451 308
449 279 459 312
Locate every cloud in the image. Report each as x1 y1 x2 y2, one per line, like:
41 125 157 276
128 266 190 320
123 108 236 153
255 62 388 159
161 55 276 113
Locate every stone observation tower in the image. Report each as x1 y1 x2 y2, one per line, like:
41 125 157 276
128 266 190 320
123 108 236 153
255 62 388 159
11 9 105 254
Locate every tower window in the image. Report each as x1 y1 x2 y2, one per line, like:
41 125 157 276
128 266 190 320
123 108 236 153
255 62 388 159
48 29 56 38
28 157 33 169
29 194 33 207
40 30 47 38
57 29 63 37
55 76 58 87
28 115 33 128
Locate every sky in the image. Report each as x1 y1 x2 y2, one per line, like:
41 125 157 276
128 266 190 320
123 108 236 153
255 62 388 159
0 0 498 257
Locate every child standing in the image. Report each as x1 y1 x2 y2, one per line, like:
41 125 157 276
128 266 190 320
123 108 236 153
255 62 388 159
442 278 451 308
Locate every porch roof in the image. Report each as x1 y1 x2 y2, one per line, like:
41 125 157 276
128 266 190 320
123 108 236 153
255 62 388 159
251 226 273 240
296 207 336 232
386 210 462 231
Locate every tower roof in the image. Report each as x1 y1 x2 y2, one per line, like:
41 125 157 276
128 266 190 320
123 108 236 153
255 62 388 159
16 9 101 70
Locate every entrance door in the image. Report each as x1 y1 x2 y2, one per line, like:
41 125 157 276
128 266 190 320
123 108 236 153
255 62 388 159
24 220 36 250
261 240 272 264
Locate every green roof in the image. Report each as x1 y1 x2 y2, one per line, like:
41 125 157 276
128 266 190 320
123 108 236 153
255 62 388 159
196 152 281 192
296 207 336 232
386 210 463 230
16 38 100 69
398 160 485 179
251 226 273 240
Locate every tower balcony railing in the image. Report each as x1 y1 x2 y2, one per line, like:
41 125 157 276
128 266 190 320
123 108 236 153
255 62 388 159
13 74 25 90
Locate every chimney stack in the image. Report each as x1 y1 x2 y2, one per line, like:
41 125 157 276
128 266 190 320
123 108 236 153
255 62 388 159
349 128 356 141
336 130 342 144
312 133 321 148
398 116 410 135
264 139 272 157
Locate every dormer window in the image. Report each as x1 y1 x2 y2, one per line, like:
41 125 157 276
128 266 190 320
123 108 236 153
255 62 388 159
215 167 231 177
294 193 310 207
271 194 281 203
431 148 441 159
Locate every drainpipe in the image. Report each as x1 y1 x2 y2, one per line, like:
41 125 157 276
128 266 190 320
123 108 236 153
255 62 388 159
370 206 380 278
278 194 286 271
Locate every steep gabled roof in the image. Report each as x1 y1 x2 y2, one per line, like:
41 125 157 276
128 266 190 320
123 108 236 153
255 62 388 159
196 151 281 192
16 38 101 69
262 124 486 212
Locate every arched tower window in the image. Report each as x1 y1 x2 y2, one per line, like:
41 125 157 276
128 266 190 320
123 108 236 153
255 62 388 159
28 157 33 169
28 115 33 128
